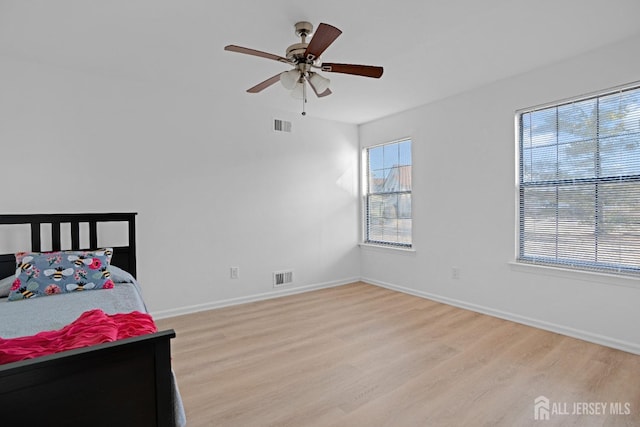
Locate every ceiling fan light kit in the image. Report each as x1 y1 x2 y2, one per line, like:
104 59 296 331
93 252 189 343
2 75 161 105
280 68 300 90
224 21 383 116
308 72 330 94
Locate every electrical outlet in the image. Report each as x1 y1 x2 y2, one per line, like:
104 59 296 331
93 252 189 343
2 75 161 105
230 267 239 279
451 267 460 280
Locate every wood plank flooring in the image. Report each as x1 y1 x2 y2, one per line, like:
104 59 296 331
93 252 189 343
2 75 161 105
156 282 640 427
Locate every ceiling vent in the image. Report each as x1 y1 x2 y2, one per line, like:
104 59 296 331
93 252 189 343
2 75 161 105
274 118 292 133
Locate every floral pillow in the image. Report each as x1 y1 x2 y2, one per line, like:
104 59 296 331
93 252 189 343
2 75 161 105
8 248 115 302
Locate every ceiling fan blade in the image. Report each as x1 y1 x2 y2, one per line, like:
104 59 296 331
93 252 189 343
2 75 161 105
305 75 332 98
247 73 282 93
304 23 342 61
224 45 290 64
320 63 384 78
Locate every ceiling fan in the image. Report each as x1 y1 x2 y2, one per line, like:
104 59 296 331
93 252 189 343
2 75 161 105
224 21 384 115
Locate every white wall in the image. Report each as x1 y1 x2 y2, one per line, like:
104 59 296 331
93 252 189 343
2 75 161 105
0 55 360 316
360 34 640 354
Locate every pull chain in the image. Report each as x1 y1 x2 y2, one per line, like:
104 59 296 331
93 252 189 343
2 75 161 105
301 79 307 116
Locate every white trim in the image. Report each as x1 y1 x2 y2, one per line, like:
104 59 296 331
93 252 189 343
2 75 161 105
515 79 640 114
151 276 358 320
508 261 640 289
361 135 413 150
513 114 521 262
362 277 640 356
358 242 416 254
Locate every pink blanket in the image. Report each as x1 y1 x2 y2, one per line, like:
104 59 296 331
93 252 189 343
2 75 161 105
0 309 157 365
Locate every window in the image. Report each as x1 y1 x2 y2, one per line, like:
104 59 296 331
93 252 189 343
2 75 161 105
518 83 640 275
364 139 412 247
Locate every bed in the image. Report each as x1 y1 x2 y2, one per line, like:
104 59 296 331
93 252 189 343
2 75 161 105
0 213 186 427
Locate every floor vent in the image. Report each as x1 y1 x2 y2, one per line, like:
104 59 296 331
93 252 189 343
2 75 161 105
274 119 292 133
273 270 294 287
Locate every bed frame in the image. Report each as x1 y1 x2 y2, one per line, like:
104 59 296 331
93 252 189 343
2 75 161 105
0 213 178 427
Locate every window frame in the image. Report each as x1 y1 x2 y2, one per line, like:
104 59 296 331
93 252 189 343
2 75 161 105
515 81 640 277
362 138 413 249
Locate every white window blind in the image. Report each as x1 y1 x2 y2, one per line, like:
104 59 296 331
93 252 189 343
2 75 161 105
518 83 640 274
365 139 412 247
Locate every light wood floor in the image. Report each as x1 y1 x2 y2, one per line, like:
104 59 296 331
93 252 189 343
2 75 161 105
156 282 640 427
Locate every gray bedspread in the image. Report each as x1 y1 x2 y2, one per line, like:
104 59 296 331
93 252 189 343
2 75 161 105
0 282 146 339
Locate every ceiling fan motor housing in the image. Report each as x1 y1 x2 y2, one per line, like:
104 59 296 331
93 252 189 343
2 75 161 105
285 43 309 61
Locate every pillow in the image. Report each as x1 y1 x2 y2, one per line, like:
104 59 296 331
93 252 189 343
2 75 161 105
0 275 15 298
8 248 115 302
107 265 136 284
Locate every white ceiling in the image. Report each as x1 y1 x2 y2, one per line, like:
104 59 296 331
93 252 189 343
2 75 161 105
1 0 640 124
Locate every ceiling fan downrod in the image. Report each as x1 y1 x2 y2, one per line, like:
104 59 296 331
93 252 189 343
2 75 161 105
295 21 313 43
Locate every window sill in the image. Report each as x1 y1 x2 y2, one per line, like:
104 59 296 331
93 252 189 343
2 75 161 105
359 243 416 254
508 261 640 289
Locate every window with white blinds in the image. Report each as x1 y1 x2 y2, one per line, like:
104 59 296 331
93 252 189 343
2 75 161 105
518 83 640 275
365 139 412 247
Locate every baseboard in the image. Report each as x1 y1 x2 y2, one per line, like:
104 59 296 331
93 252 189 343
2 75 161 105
152 277 359 320
362 277 640 356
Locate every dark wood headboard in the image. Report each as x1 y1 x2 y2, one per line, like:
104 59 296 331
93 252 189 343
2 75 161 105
0 213 137 280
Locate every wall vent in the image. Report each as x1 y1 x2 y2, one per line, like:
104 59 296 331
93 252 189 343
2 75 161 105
273 270 294 287
273 118 292 133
